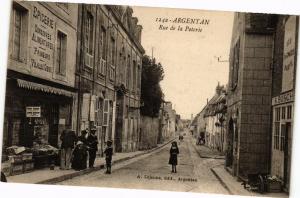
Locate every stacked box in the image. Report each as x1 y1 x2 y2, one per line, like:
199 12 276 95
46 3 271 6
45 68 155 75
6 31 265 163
267 180 282 193
23 160 34 173
10 162 23 176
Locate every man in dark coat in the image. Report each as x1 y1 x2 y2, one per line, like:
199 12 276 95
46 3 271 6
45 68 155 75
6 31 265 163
104 140 113 174
87 127 98 168
60 129 77 170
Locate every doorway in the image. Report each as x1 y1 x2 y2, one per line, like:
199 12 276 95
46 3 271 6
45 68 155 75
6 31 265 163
115 92 124 152
284 122 291 190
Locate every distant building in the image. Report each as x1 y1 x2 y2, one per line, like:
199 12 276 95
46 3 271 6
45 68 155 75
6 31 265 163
195 83 227 152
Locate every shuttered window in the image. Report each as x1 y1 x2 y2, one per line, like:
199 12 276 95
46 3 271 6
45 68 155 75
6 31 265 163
56 31 67 76
103 99 110 126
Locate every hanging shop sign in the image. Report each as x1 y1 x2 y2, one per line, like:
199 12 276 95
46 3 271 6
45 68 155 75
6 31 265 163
282 16 297 93
26 106 41 117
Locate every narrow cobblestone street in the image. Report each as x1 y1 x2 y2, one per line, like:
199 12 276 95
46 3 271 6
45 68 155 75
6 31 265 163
57 133 229 194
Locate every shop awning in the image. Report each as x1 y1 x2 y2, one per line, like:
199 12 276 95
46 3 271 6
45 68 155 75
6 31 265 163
17 79 74 97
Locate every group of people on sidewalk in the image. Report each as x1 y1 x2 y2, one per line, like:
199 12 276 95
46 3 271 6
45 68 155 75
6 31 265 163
60 127 113 174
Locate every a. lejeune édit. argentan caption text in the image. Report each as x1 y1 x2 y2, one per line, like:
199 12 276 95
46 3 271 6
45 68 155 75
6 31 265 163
155 17 210 33
137 174 198 182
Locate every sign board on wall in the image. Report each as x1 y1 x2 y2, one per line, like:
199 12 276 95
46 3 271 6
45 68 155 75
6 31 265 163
272 91 294 106
30 5 56 78
282 16 297 93
26 106 41 117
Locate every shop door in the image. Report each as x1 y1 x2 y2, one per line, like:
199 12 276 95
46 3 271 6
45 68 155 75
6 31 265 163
226 118 234 167
115 94 124 152
284 122 291 190
48 105 59 147
23 117 34 147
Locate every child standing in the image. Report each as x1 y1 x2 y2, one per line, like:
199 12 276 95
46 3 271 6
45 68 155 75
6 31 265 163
168 141 179 173
104 140 113 174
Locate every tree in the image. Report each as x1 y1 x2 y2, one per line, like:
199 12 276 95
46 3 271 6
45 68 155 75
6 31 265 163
140 55 164 117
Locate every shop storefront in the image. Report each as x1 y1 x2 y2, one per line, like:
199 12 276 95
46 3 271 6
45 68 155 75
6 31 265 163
271 92 294 191
3 76 75 164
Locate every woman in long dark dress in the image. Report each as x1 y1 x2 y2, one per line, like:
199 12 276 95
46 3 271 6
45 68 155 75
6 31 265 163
168 141 179 173
71 141 88 171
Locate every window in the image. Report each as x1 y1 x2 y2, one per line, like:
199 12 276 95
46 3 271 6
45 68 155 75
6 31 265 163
110 37 116 66
126 55 131 88
11 4 28 62
99 26 106 60
137 65 141 93
281 106 286 119
231 39 240 89
280 124 286 151
103 99 109 126
95 97 103 126
85 12 94 55
273 107 280 150
56 31 67 76
287 105 292 119
275 107 280 121
274 122 280 150
109 66 115 81
133 60 137 92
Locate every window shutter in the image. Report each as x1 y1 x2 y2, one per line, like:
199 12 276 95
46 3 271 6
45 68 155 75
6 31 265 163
90 95 96 121
82 93 90 121
103 99 110 126
61 35 67 75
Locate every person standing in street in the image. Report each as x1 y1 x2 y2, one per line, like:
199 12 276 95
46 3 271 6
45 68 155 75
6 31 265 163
60 129 77 170
169 141 179 173
77 130 88 145
71 141 88 171
104 140 113 174
87 127 98 168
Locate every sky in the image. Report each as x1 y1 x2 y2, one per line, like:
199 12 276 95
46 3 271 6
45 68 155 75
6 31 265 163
132 6 234 119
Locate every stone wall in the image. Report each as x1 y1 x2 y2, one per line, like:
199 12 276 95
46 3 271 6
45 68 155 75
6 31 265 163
139 116 159 150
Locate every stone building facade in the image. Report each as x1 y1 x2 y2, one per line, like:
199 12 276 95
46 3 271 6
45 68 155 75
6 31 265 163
203 84 227 152
226 13 274 178
75 4 144 154
226 13 299 192
3 1 78 153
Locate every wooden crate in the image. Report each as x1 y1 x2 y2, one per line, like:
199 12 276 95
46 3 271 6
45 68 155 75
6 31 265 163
267 181 282 193
8 155 23 163
23 160 34 173
22 153 33 161
10 162 24 176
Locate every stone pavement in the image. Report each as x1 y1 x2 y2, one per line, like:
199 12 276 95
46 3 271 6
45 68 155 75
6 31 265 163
211 165 288 198
190 137 288 197
5 139 174 184
190 138 225 159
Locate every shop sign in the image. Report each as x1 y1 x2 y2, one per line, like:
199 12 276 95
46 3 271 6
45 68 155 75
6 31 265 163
26 106 41 117
30 5 56 77
282 16 297 93
272 91 294 106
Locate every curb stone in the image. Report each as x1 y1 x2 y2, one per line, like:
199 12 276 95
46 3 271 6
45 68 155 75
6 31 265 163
210 167 233 195
37 138 175 184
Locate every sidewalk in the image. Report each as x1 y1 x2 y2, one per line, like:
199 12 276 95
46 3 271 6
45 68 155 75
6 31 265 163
191 138 225 159
5 139 174 184
211 165 288 198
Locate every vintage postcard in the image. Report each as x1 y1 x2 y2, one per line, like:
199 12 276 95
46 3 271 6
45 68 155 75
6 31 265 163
0 0 299 198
